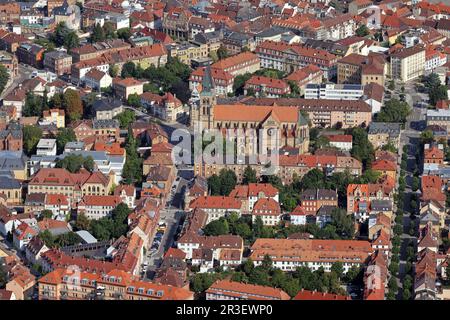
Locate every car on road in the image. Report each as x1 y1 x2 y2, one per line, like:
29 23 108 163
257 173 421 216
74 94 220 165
176 177 181 181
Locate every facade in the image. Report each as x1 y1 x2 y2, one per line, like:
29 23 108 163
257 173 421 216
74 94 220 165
249 239 373 272
390 45 426 82
206 280 290 300
305 83 363 100
299 189 338 215
256 41 337 79
427 109 450 134
337 53 386 86
78 195 122 220
244 76 291 98
43 51 72 76
113 78 144 100
42 109 65 128
368 122 402 150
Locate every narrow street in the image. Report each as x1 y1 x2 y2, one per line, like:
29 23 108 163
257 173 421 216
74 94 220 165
394 80 427 299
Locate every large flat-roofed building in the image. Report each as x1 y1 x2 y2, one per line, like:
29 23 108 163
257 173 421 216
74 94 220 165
391 45 426 82
242 97 373 128
305 83 364 100
249 238 374 272
427 109 450 134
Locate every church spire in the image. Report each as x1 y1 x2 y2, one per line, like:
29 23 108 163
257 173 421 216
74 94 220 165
201 65 215 96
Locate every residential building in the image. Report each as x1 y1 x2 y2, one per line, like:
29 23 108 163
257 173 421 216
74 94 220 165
391 45 426 82
206 280 290 300
36 139 57 156
256 41 337 79
427 109 450 134
113 77 144 100
211 51 260 78
42 109 65 128
189 196 243 223
337 53 386 86
304 83 363 100
299 189 338 215
249 239 374 272
77 195 122 220
93 98 123 120
84 69 112 90
324 134 353 151
252 198 282 226
16 43 45 68
368 122 402 150
244 76 291 98
43 51 72 76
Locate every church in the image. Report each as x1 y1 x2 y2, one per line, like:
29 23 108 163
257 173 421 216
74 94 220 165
189 66 310 158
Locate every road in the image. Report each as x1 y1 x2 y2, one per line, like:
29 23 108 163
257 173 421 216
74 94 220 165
1 64 36 99
394 79 426 299
140 168 192 280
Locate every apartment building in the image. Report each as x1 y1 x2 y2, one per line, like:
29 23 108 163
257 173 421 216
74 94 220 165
256 41 337 79
252 198 282 226
211 51 260 78
337 53 386 86
42 109 65 128
249 239 374 272
189 67 234 96
390 45 426 82
229 183 279 214
244 76 291 98
243 97 373 128
299 189 338 215
189 196 243 223
284 64 324 95
206 280 290 300
43 51 72 76
368 122 402 150
162 7 192 41
113 78 144 100
77 195 122 220
427 109 450 134
305 83 363 100
70 39 131 63
28 168 114 203
346 182 395 215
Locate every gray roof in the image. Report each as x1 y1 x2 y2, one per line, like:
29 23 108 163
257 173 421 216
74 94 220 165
368 122 401 137
0 176 20 189
76 230 98 244
303 39 348 56
0 129 22 139
65 141 85 149
201 65 215 95
92 119 120 129
93 98 123 112
44 50 71 60
256 26 288 38
300 189 337 201
0 151 25 171
370 199 392 211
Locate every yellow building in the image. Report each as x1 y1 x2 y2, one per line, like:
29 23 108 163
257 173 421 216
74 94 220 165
42 109 65 128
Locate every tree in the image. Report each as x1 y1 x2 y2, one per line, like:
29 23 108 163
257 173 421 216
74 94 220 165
207 174 221 195
39 210 53 220
233 73 252 95
346 127 375 169
412 176 420 192
388 80 395 91
423 73 441 91
75 213 90 230
218 169 237 196
63 89 83 122
103 22 116 39
217 46 229 60
56 128 77 154
114 110 136 129
203 218 229 236
429 85 448 106
121 61 136 78
23 126 43 156
64 31 80 50
243 166 257 184
127 93 142 108
299 168 325 191
109 64 119 78
355 24 369 37
56 154 94 173
23 92 44 117
375 98 410 123
122 128 142 184
330 262 344 279
0 65 9 96
91 23 105 42
117 28 131 41
420 130 434 145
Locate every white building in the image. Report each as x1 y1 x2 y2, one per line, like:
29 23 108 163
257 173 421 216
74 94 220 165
36 139 57 156
77 195 121 220
305 83 364 100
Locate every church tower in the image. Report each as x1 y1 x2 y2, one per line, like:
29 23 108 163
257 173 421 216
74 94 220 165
190 65 216 131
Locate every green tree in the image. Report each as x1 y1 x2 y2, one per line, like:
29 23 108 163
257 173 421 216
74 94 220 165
23 92 44 117
217 46 229 60
114 110 136 129
203 218 230 236
346 127 375 169
420 130 434 145
0 65 9 96
56 127 77 154
109 64 119 78
218 169 237 196
388 80 395 91
121 61 136 78
299 168 325 191
91 23 105 42
429 84 448 106
122 128 142 184
23 126 43 155
233 73 252 95
243 166 257 184
56 154 93 173
355 24 369 37
75 213 90 230
64 31 80 50
127 93 142 108
0 262 7 287
330 262 344 279
375 98 411 123
117 28 131 41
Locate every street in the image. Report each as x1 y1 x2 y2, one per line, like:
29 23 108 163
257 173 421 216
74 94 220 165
1 64 36 99
394 79 426 299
